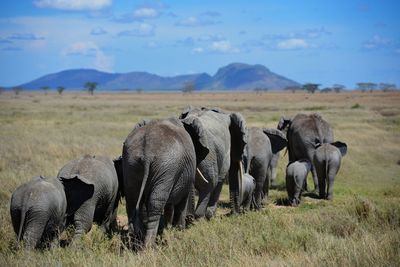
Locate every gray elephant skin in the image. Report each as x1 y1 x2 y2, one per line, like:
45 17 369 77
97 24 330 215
10 176 67 249
313 142 347 200
119 117 209 248
243 127 287 209
57 155 120 237
179 106 247 219
280 113 334 191
240 173 256 211
286 160 311 206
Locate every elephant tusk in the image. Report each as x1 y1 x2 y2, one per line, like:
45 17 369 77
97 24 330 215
196 168 209 184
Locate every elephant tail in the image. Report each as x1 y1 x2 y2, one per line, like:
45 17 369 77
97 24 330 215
17 208 27 242
134 160 151 227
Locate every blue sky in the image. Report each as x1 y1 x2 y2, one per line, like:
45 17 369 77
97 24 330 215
0 0 399 88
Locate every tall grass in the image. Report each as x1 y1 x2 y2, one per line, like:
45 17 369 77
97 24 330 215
0 91 399 266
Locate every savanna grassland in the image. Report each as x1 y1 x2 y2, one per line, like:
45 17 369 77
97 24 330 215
0 91 399 266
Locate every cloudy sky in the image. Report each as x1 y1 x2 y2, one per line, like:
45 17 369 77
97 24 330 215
0 0 399 88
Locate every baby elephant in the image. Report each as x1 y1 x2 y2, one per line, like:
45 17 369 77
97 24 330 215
286 160 311 206
57 155 120 238
313 142 347 200
10 176 67 249
241 173 256 211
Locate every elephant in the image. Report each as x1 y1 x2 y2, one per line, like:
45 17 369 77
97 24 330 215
285 160 311 206
269 117 292 187
10 175 93 248
279 113 334 192
243 127 287 209
179 106 247 219
240 173 256 211
57 155 120 238
10 176 67 249
119 117 209 248
313 142 347 200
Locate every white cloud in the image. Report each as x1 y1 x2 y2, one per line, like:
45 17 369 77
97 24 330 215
117 23 155 37
192 47 204 54
133 8 158 19
64 41 113 71
210 40 240 53
90 27 107 35
363 35 391 50
145 41 158 48
34 0 112 11
175 16 220 27
276 38 309 50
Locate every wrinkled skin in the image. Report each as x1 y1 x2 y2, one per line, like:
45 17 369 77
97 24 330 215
10 176 67 249
286 160 311 206
120 118 208 248
313 142 347 200
240 173 256 211
243 128 287 209
280 113 334 192
179 106 247 219
57 155 119 238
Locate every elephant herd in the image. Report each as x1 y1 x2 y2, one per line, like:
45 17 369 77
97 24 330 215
9 106 347 250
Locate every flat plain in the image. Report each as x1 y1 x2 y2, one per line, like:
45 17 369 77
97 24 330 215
0 91 399 266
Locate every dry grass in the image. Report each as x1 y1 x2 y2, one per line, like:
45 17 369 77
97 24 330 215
0 91 399 266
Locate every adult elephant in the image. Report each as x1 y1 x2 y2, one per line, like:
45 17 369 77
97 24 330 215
179 106 247 219
57 155 120 237
279 113 334 192
119 117 209 248
243 127 287 209
10 175 94 249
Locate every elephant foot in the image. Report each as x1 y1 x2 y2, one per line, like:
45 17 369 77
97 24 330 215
325 195 333 200
205 208 215 220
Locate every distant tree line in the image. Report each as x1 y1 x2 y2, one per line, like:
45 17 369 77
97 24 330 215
284 82 398 93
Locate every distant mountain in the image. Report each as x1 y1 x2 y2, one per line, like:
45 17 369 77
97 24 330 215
18 63 300 91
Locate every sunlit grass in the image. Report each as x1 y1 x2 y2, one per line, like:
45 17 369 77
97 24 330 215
0 91 399 266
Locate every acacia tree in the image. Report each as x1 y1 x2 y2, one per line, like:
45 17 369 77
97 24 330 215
182 81 195 94
379 83 396 92
84 82 98 95
332 84 345 93
357 82 377 92
13 86 23 95
41 86 49 95
303 83 320 94
57 86 65 95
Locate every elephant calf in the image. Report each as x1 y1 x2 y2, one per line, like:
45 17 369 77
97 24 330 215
286 160 311 206
313 142 347 200
57 155 120 238
240 173 256 211
10 176 67 249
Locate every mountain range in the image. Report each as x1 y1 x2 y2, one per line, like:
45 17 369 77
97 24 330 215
17 63 300 91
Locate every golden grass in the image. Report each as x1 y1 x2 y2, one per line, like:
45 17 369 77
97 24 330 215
0 91 399 266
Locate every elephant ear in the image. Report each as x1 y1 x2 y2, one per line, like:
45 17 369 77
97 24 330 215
331 141 347 157
113 156 124 198
181 116 209 164
59 174 94 216
133 119 150 130
263 128 288 154
229 113 248 161
277 116 291 131
179 105 193 119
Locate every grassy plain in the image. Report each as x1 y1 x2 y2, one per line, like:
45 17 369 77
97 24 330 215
0 91 399 266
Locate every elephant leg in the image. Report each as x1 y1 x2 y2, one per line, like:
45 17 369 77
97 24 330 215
315 163 326 199
326 167 338 200
310 164 319 192
73 203 95 237
194 166 217 219
172 195 189 229
206 181 224 219
164 204 174 228
23 212 48 249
